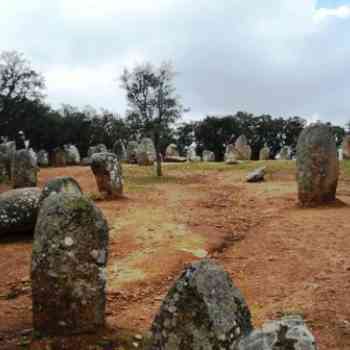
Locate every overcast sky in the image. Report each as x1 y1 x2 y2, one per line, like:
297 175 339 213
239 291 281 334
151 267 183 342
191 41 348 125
0 0 349 125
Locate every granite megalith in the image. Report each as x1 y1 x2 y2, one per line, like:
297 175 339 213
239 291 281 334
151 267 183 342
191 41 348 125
296 123 339 207
31 193 109 336
13 149 39 188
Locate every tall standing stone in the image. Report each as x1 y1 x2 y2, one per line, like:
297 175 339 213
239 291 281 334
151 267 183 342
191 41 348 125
136 138 156 166
126 141 138 164
151 259 252 350
113 140 127 161
64 144 81 165
235 135 252 160
259 144 270 160
341 135 350 160
186 143 201 162
13 149 39 188
91 152 123 198
0 141 16 179
202 150 215 162
296 123 339 206
165 144 180 158
31 193 109 336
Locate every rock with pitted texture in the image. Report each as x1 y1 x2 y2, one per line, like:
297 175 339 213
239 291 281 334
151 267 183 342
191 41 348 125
39 176 82 205
13 149 39 188
238 316 317 350
0 187 41 236
31 193 109 336
151 259 253 350
296 123 338 207
91 152 123 198
234 135 252 161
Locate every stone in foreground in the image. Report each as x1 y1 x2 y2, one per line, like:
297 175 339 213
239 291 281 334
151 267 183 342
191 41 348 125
31 193 109 336
238 316 317 350
246 167 266 183
151 259 253 350
13 149 39 188
0 188 41 236
91 152 123 198
296 123 338 207
39 176 82 204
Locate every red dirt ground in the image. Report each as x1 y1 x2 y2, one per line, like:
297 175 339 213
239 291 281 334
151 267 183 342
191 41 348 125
0 163 349 349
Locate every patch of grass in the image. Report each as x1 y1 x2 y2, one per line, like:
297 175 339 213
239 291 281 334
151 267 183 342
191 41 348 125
340 160 350 179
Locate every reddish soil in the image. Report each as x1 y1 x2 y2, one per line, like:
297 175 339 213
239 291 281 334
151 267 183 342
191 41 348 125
0 164 349 349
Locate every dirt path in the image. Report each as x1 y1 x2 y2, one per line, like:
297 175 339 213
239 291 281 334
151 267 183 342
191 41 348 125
0 163 349 349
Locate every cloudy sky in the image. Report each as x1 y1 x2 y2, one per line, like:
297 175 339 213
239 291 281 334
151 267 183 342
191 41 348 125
1 0 349 125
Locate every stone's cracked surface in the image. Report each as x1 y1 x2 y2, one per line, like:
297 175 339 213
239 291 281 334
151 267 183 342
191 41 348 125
31 193 109 336
296 123 339 207
39 176 82 205
259 145 270 161
237 316 317 350
91 152 123 198
0 187 41 235
150 259 253 350
13 149 39 188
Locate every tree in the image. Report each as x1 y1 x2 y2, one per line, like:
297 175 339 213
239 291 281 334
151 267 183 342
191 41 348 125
120 62 185 176
0 50 45 138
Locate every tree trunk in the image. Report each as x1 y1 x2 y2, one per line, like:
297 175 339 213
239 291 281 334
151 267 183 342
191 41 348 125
154 131 162 177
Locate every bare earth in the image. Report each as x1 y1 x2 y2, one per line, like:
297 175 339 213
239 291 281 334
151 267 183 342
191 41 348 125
0 162 349 349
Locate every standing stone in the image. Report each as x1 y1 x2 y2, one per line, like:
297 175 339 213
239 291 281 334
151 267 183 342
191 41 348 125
225 144 240 164
91 152 123 198
277 146 291 160
64 144 81 165
31 193 109 336
165 144 180 158
87 144 108 158
186 143 201 162
341 135 350 160
136 138 156 166
0 141 16 179
13 149 39 188
202 150 215 162
296 123 339 206
259 144 270 160
113 140 127 161
51 147 67 167
0 188 41 236
238 316 317 350
126 141 138 164
151 259 253 350
37 150 49 167
234 135 252 160
39 177 82 205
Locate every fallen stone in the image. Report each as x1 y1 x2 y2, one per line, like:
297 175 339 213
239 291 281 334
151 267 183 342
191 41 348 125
0 188 41 236
238 316 317 350
31 193 109 336
246 167 266 183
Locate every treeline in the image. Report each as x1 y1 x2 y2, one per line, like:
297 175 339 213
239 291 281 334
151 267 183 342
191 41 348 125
0 51 346 160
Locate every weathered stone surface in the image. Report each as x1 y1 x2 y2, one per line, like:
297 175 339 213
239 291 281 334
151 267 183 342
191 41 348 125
234 135 252 161
64 144 81 165
126 141 138 164
225 144 239 164
0 188 41 236
202 150 215 162
296 123 339 207
13 149 39 188
113 140 127 161
186 143 201 162
31 193 109 336
166 144 180 158
91 152 123 198
39 177 82 205
136 138 156 166
151 259 252 350
238 316 317 350
87 144 108 158
341 135 350 160
246 167 266 183
37 150 49 167
51 147 67 167
259 145 270 161
0 141 16 179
